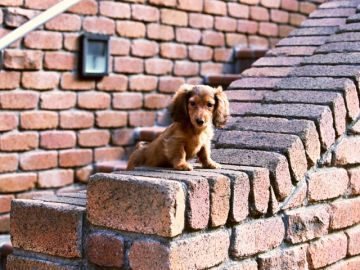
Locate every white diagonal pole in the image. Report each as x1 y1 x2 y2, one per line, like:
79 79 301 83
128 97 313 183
0 0 82 50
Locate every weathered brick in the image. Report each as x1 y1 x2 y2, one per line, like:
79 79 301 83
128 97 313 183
131 40 159 57
0 213 10 233
22 71 59 90
189 45 213 61
160 43 187 59
94 147 125 162
38 169 74 188
161 9 187 26
202 30 225 47
145 58 173 75
129 229 229 269
215 17 237 32
0 173 36 193
63 33 79 51
114 57 143 74
40 131 76 150
189 13 213 29
232 217 285 258
159 76 185 93
59 149 93 168
24 0 59 10
307 168 348 202
334 137 360 165
113 92 142 109
174 61 199 76
176 27 201 43
0 154 17 173
20 111 58 130
88 173 185 237
237 19 258 34
228 3 249 18
20 151 57 171
144 94 171 109
0 194 14 214
258 244 308 270
61 73 95 90
116 21 146 38
285 205 330 244
45 13 81 32
325 257 360 270
346 225 360 256
204 0 226 15
0 113 17 132
40 92 76 110
3 8 37 28
86 231 124 268
0 132 38 151
44 52 76 71
96 111 127 128
250 6 269 21
97 75 127 92
24 31 62 50
78 92 110 109
129 75 158 91
132 4 159 22
178 0 203 12
4 49 42 70
129 111 156 127
0 91 38 109
6 255 78 270
68 0 97 15
308 233 347 269
349 167 360 195
78 130 110 147
147 23 174 41
83 16 115 35
99 1 130 19
0 71 20 90
11 199 84 258
330 197 360 229
259 22 278 36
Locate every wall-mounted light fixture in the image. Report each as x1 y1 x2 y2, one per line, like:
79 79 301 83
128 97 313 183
81 33 110 78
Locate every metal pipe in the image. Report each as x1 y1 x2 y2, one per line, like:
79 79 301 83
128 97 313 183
0 0 82 50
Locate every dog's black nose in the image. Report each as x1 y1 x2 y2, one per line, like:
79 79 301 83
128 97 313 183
196 119 204 126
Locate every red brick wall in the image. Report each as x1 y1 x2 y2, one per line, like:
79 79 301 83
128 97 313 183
0 0 324 235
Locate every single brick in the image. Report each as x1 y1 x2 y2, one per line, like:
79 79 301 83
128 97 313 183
346 225 360 256
114 57 143 74
177 0 203 12
0 213 10 233
202 30 225 47
4 49 42 70
11 199 84 258
61 73 95 90
87 173 185 237
99 1 130 19
0 132 38 151
78 92 110 110
174 61 199 76
96 111 127 128
45 13 81 32
60 111 94 129
59 149 93 168
41 92 76 110
159 76 185 93
97 75 127 92
258 244 308 270
189 45 213 61
0 195 14 214
308 168 348 202
83 16 115 35
144 94 171 109
161 9 187 26
44 52 76 71
129 229 229 269
110 37 130 56
0 173 36 193
147 23 174 41
111 128 135 146
308 233 347 269
204 0 226 15
22 71 59 90
176 27 201 44
38 169 74 188
348 167 360 195
129 75 158 91
24 31 62 50
160 43 187 59
20 150 57 170
232 217 285 258
0 113 17 131
237 20 258 34
86 231 124 268
228 3 249 18
189 13 213 29
0 91 39 109
78 130 110 147
285 205 330 244
334 137 360 165
116 20 146 38
129 111 156 127
0 153 17 173
20 111 58 130
94 147 125 162
68 0 97 15
132 4 159 22
113 92 142 109
145 58 173 75
330 197 360 229
250 6 269 21
6 255 79 270
40 131 76 150
131 40 159 57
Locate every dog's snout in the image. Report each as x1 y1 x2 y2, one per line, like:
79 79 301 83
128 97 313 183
196 118 204 126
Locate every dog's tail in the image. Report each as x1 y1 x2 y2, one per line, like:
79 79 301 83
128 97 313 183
126 142 147 170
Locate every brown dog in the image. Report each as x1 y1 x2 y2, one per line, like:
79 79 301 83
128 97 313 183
126 84 229 171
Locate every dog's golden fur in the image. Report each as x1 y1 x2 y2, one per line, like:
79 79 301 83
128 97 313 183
127 84 229 171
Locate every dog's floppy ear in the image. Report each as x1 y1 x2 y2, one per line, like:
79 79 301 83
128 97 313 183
170 84 193 124
213 86 230 128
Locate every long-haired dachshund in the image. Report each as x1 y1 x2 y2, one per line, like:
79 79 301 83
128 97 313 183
127 84 229 171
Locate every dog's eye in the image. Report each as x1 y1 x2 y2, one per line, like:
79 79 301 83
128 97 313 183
207 103 214 108
190 101 196 107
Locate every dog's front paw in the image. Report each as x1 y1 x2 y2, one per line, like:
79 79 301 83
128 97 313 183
203 160 221 169
175 162 193 171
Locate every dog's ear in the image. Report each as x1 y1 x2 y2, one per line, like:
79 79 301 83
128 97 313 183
170 84 193 124
213 86 230 128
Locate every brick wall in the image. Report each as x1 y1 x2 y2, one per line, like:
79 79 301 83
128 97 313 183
0 0 324 236
3 0 360 269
